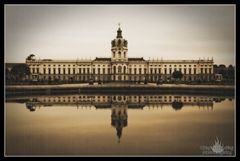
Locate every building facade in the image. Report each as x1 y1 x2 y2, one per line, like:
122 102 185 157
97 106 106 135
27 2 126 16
26 27 214 83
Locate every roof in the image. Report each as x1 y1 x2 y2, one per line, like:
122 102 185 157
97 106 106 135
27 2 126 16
27 59 92 63
128 57 145 61
148 60 214 63
95 57 111 61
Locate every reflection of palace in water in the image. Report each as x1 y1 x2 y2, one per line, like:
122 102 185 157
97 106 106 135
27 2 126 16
23 94 226 111
8 94 230 142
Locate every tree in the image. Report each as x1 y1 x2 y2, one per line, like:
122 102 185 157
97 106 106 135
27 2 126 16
5 68 11 81
227 65 234 80
172 70 183 82
11 64 30 81
218 64 227 78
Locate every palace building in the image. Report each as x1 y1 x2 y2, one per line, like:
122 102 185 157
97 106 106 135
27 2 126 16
26 26 214 83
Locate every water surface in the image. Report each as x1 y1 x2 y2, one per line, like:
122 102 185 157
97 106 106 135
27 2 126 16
6 94 235 156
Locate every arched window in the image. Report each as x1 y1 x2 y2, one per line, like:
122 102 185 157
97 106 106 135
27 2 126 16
124 66 126 74
118 39 121 46
124 52 126 58
113 52 115 58
111 41 115 47
118 52 121 58
124 40 127 47
118 66 122 73
113 66 116 74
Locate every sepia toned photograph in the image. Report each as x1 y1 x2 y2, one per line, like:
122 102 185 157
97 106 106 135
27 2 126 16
4 4 235 156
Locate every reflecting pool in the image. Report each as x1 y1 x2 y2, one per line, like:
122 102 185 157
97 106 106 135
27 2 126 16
5 94 235 156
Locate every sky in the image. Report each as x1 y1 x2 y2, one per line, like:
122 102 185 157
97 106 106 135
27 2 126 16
5 5 235 65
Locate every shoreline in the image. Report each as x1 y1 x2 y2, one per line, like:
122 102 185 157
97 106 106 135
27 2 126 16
6 83 235 96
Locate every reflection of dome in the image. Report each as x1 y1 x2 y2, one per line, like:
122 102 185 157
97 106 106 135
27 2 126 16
172 101 183 111
111 104 128 143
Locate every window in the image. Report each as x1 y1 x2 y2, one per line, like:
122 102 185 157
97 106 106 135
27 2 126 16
48 68 51 74
124 40 127 47
209 68 212 74
194 68 196 74
118 39 121 45
139 68 142 74
164 68 167 74
93 68 95 74
73 68 75 74
201 68 203 74
83 68 86 74
87 68 90 74
36 68 39 74
63 68 66 74
68 68 70 74
103 68 105 74
108 68 110 74
205 68 207 74
189 68 191 74
53 68 56 74
124 66 126 74
118 66 122 73
144 68 147 74
184 68 186 74
79 68 81 74
118 52 121 58
124 52 126 58
114 66 116 74
112 41 115 47
129 68 132 74
58 68 60 74
134 68 137 74
43 68 46 74
169 68 172 74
